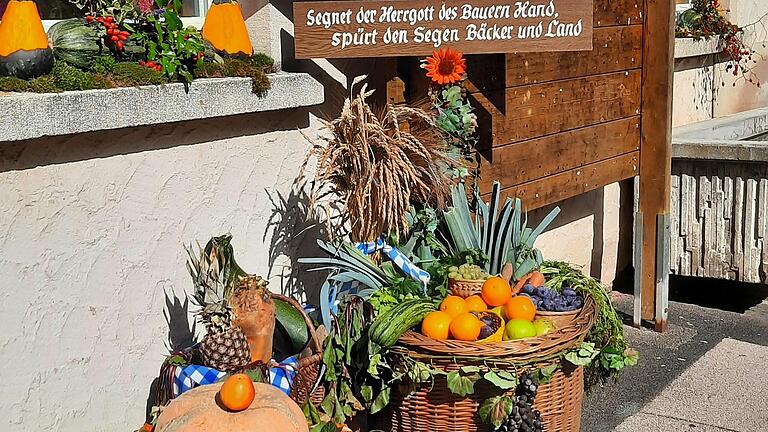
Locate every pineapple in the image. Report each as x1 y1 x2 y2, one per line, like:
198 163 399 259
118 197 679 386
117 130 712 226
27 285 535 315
186 237 251 372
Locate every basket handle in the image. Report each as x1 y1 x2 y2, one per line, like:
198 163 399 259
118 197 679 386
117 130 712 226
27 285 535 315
271 293 324 355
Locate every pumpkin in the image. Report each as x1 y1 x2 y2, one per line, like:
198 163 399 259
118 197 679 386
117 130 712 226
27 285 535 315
202 0 253 55
155 382 308 432
47 18 145 69
0 0 53 79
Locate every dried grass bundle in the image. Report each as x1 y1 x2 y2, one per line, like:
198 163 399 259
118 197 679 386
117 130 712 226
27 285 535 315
299 78 461 242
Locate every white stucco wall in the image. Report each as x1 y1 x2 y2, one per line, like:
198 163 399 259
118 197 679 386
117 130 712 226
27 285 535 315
673 0 768 127
0 112 322 431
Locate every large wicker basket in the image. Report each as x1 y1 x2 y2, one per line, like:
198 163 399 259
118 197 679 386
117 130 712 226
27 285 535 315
271 294 325 407
374 296 597 432
535 308 581 328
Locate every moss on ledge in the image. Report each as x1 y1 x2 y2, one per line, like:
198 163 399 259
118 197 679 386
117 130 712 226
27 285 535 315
0 54 273 95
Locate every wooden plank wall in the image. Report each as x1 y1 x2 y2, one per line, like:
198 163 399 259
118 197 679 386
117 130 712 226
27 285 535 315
472 0 643 209
671 160 768 283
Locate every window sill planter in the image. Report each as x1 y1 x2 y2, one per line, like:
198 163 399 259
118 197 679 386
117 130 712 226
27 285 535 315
674 37 722 59
0 72 324 142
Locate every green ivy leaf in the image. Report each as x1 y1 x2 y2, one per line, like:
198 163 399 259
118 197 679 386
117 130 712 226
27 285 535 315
368 353 382 377
536 364 559 384
479 396 514 429
360 384 373 403
565 342 599 366
484 370 518 390
624 348 639 366
460 365 482 374
446 371 479 397
370 385 391 414
302 400 322 425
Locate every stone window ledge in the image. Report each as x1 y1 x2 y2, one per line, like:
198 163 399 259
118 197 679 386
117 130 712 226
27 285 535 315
0 72 324 142
674 37 722 59
673 107 768 162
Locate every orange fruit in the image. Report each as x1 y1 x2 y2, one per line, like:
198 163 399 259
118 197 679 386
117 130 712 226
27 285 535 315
219 373 255 412
481 276 512 307
440 295 469 318
421 311 452 340
449 312 483 341
465 295 488 313
504 295 537 322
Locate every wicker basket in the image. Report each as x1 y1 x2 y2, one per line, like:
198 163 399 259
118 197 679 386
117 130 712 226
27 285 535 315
374 296 597 432
271 294 325 407
535 309 581 329
448 277 485 298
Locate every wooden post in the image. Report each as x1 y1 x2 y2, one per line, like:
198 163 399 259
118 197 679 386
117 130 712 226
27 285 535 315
638 0 675 332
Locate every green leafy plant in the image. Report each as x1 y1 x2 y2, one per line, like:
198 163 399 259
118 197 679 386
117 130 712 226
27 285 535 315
313 296 378 427
131 0 205 84
69 0 142 24
443 182 560 278
433 85 478 178
298 240 391 328
541 261 639 379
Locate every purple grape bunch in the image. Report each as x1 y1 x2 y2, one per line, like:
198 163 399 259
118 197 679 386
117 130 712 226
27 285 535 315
520 284 584 312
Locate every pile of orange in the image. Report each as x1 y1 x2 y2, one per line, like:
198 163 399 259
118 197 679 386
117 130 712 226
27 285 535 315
421 276 539 342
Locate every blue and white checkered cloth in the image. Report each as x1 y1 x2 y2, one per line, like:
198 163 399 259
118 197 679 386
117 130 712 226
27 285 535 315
357 238 431 293
172 356 299 398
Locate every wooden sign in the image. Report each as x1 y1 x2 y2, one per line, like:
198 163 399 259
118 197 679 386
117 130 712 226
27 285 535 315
294 0 593 58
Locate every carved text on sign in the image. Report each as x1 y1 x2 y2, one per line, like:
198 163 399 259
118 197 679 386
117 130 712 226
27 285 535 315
294 0 593 58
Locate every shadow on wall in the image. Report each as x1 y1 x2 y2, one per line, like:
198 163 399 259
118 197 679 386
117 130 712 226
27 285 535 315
526 179 635 288
144 290 201 423
0 108 311 173
263 185 328 304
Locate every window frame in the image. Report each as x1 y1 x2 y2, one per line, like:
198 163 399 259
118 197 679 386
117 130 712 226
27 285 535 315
41 0 210 31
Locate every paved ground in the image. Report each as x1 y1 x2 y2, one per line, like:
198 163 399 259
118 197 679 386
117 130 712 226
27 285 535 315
580 277 768 432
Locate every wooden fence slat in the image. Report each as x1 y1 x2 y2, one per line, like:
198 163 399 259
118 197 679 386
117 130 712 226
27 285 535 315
494 70 641 145
488 151 639 210
594 0 643 27
506 25 642 87
478 117 639 191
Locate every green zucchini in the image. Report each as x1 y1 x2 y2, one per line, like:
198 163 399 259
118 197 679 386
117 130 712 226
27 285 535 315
369 299 435 348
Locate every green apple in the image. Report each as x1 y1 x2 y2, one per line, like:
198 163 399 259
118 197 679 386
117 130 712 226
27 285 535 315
504 319 537 340
532 318 556 336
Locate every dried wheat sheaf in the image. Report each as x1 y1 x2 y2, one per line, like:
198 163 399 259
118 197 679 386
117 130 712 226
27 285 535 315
298 78 460 243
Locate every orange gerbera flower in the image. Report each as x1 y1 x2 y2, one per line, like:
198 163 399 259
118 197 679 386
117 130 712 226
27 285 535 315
422 48 466 85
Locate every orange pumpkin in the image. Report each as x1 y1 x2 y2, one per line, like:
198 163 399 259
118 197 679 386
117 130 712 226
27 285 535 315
0 0 53 78
201 0 253 55
155 382 308 432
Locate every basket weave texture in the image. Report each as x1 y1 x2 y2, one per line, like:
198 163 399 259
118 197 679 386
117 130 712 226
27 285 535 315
271 294 325 406
448 277 485 298
374 296 597 432
535 309 581 328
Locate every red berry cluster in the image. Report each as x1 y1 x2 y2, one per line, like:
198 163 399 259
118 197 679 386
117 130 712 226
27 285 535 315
85 14 131 52
138 60 162 72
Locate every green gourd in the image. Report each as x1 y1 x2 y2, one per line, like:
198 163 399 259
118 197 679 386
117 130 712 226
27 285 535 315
369 299 436 348
47 18 144 69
